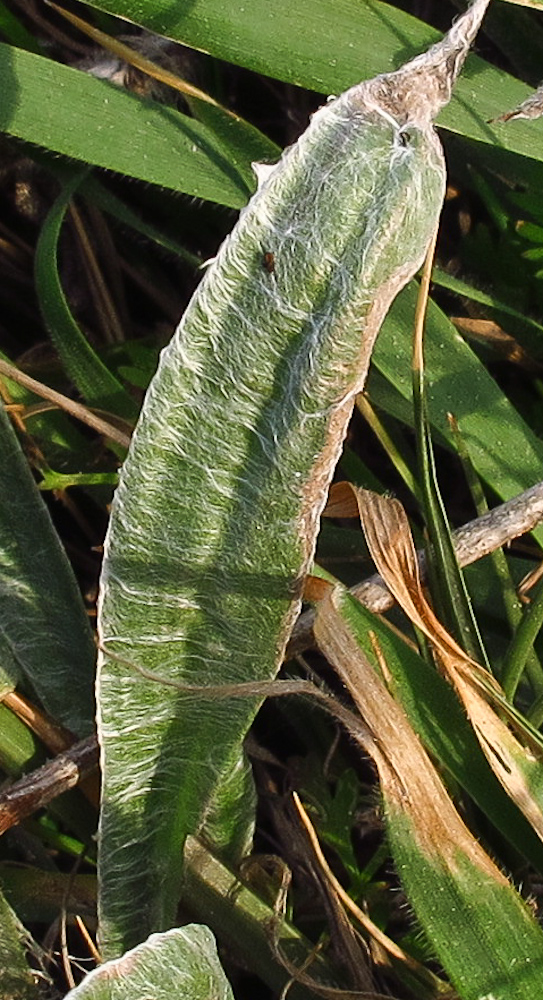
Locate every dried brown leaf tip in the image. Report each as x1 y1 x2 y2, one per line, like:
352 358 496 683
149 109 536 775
490 82 543 123
322 481 360 519
354 487 543 844
302 574 333 603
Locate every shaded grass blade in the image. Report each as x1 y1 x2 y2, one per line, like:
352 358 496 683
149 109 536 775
0 402 95 736
35 171 138 420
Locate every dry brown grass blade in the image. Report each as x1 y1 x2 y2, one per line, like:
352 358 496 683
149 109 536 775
313 587 505 882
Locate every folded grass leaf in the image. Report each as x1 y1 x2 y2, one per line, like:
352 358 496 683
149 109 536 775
97 0 490 958
313 582 543 1000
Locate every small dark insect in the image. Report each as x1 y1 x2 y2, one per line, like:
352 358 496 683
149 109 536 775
263 251 275 274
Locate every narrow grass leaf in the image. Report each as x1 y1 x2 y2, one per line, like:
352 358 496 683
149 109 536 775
183 836 337 1000
0 2 41 52
503 574 543 701
0 43 253 208
412 252 488 664
432 265 543 339
97 2 489 957
371 283 543 549
64 926 234 1000
35 171 137 420
446 415 543 701
314 584 543 1000
0 402 95 736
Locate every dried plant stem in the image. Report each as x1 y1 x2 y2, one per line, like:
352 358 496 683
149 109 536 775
0 357 132 447
0 736 98 836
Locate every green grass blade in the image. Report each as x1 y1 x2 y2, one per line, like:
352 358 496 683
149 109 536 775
432 265 543 339
371 283 543 547
0 43 253 208
35 171 138 419
503 575 543 701
314 583 543 1000
412 263 489 665
0 402 95 736
95 5 490 956
0 704 40 776
82 176 202 267
79 0 543 174
183 836 337 1000
449 415 543 701
64 926 234 1000
0 2 41 52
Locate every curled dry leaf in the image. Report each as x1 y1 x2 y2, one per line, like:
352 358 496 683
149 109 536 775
352 485 543 844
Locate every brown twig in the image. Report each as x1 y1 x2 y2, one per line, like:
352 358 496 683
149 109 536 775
0 737 99 836
0 357 132 447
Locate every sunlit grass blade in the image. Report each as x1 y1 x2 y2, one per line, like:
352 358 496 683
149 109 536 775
77 0 543 179
372 283 543 549
313 581 543 1000
48 1 280 172
0 43 253 208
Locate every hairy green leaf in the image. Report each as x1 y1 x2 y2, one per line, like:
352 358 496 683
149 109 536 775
97 2 491 957
64 925 234 1000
